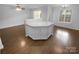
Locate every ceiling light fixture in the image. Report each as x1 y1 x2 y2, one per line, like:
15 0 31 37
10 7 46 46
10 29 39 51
16 4 22 11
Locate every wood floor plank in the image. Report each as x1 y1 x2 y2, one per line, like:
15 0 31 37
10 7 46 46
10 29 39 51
0 25 79 54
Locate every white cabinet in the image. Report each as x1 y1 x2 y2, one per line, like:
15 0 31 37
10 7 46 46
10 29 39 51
25 20 54 40
0 38 4 49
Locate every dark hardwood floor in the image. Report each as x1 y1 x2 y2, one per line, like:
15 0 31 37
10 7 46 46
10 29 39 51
0 25 79 54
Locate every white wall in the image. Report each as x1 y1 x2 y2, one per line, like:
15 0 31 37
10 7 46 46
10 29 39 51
0 5 4 20
28 6 49 21
47 6 54 22
0 4 79 30
0 5 50 29
0 5 29 29
52 4 79 30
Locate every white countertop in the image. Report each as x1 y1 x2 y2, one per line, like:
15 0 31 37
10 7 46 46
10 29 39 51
26 21 53 27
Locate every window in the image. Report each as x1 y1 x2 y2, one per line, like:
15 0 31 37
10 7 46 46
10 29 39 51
33 10 41 19
59 8 72 23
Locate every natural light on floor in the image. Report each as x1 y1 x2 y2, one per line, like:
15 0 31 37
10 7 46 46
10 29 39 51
21 40 26 47
56 30 70 46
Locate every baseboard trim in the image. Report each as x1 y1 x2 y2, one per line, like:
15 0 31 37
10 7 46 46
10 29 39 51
0 24 24 30
55 25 79 31
0 24 79 31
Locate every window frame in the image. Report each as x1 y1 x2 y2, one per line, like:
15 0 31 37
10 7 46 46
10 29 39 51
33 10 42 19
59 8 72 23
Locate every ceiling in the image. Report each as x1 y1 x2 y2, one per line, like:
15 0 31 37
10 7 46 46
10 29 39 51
2 4 64 9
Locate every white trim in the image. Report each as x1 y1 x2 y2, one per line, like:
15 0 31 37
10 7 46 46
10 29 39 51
69 28 79 30
58 21 72 23
0 23 79 31
56 25 79 31
0 23 23 29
